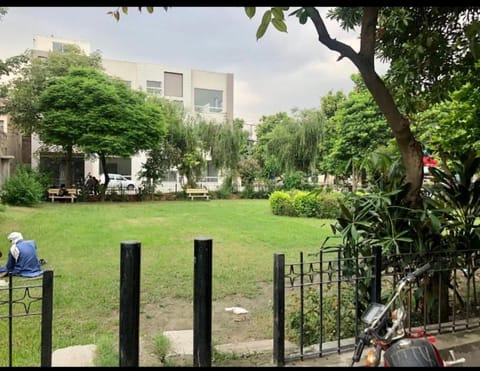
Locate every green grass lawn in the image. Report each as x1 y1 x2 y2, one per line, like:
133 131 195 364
0 199 335 366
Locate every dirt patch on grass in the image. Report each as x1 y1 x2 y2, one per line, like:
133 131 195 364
138 282 274 366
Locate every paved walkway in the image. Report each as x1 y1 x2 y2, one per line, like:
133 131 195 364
51 330 480 367
52 344 97 367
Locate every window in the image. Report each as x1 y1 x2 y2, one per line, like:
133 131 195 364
122 80 132 89
162 170 177 182
52 41 73 53
207 161 218 177
194 88 223 113
164 72 183 97
146 80 162 96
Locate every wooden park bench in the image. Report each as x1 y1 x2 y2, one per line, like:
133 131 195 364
186 188 210 201
47 188 78 203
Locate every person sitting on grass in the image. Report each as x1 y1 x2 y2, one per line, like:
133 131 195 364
0 231 43 278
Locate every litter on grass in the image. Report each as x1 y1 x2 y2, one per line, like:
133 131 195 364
225 306 249 314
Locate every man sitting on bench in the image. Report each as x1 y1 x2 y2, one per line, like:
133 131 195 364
58 184 69 197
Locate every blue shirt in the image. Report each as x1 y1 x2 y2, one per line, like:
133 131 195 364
0 239 43 278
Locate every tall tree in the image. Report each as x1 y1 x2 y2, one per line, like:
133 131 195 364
322 74 392 189
5 45 102 135
3 45 102 185
197 118 250 190
255 109 324 178
253 112 292 181
37 67 166 199
137 97 185 195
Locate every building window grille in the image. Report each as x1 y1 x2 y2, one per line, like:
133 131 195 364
146 80 163 96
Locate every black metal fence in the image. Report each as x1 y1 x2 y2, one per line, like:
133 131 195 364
273 247 480 366
0 270 54 367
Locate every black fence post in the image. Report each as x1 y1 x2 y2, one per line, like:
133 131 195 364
8 273 13 367
273 253 285 366
41 270 54 367
371 245 382 303
193 237 212 367
119 240 141 367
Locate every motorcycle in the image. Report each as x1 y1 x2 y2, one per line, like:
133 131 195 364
350 262 466 367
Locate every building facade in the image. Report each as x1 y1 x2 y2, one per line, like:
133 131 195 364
30 35 235 192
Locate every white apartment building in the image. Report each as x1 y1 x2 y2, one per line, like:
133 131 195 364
30 35 235 192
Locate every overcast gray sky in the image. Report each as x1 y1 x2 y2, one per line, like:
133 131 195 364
0 6 388 125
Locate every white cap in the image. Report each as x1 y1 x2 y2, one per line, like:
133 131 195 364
7 232 23 244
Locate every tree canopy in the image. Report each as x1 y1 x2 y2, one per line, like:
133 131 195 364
322 74 392 187
415 62 480 169
4 45 102 136
37 66 166 197
1 46 103 186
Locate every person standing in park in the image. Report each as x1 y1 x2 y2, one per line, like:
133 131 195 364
0 231 43 278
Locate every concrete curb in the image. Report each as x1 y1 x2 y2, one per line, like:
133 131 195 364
50 330 480 367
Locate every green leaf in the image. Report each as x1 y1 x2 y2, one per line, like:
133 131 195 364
299 10 308 24
351 224 358 241
245 7 256 19
256 10 272 40
146 7 154 14
256 22 269 40
121 7 128 14
261 9 272 24
271 7 285 21
272 18 287 33
429 212 441 232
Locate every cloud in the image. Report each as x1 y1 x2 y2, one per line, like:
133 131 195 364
0 6 389 126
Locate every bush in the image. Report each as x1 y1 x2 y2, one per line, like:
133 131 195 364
283 171 306 191
1 165 46 206
269 190 297 216
213 187 232 199
286 286 357 346
292 191 320 217
316 192 344 219
270 189 344 219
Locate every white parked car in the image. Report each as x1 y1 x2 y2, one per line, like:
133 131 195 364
99 173 136 191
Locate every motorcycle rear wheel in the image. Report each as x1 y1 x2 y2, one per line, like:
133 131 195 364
383 338 443 367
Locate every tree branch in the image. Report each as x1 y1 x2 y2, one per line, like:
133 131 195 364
359 7 378 68
305 7 358 63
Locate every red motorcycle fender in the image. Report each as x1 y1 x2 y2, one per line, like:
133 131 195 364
383 338 443 367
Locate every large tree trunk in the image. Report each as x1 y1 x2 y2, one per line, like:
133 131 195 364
306 7 424 208
100 154 109 202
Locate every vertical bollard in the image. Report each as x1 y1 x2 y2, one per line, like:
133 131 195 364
193 237 212 367
119 240 141 367
273 253 285 366
41 270 54 367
